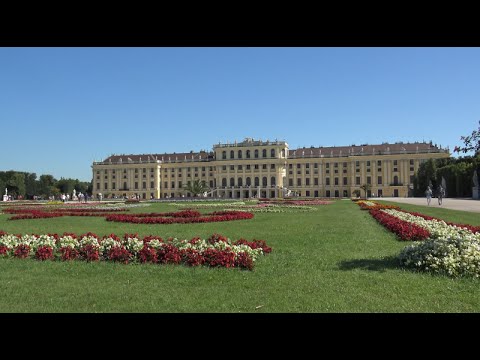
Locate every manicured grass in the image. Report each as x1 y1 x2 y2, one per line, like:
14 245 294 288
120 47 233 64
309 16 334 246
1 200 479 313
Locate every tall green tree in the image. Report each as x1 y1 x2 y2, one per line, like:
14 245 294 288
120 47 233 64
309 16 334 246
183 180 210 197
454 120 480 156
25 172 38 199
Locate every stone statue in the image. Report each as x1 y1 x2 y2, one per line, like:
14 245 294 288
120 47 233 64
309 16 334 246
473 170 479 188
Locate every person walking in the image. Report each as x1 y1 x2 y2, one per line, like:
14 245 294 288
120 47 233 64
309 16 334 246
438 185 445 205
425 186 433 205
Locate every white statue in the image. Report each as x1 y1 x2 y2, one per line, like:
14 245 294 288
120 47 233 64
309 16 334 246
4 188 7 195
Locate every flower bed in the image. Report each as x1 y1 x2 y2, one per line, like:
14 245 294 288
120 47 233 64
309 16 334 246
356 200 400 211
0 230 270 270
105 210 254 224
4 207 128 220
363 206 480 277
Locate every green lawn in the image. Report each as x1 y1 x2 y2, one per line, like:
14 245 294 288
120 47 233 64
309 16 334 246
0 200 479 313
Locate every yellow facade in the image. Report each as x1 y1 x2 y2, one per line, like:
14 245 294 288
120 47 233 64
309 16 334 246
92 138 450 199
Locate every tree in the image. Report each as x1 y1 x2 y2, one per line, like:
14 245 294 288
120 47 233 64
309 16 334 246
352 189 361 198
183 180 210 197
454 120 480 155
360 183 372 199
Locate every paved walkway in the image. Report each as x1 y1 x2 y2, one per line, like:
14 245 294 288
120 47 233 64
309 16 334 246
370 197 480 213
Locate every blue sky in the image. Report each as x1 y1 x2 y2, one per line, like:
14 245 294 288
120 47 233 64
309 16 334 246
0 47 478 182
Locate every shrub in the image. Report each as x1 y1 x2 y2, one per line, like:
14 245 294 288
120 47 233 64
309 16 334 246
399 236 480 278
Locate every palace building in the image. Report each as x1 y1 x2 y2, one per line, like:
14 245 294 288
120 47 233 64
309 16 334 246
91 138 450 199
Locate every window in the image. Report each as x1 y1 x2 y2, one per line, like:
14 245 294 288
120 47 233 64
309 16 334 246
366 161 370 166
96 183 100 190
306 163 310 169
367 176 371 185
289 164 293 169
254 164 259 170
377 160 382 166
410 159 414 165
334 178 339 185
377 176 382 185
135 182 139 189
393 168 398 172
326 163 330 169
135 169 138 173
297 164 301 169
104 182 108 189
326 178 330 185
254 150 259 158
314 178 319 185
111 183 115 190
356 161 360 166
151 181 155 188
262 149 267 158
170 181 174 189
297 178 302 186
262 177 267 186
230 165 234 171
289 179 293 186
230 178 235 186
246 150 251 159
238 165 243 170
230 150 234 159
246 177 251 186
343 177 348 185
314 163 318 168
326 190 330 197
238 178 243 186
393 160 398 165
410 167 414 172
334 162 338 168
222 178 227 187
271 176 276 185
306 191 310 197
246 165 251 170
255 177 259 186
222 151 226 159
222 165 227 171
271 149 275 158
238 150 242 159
356 177 360 185
306 178 310 186
271 164 275 169
393 176 399 185
143 182 147 189
343 162 347 167
262 164 267 170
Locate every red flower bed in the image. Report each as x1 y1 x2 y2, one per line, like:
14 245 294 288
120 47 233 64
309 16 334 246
369 209 430 241
35 246 54 261
108 247 132 264
105 211 254 225
14 244 30 258
4 207 128 221
59 247 79 261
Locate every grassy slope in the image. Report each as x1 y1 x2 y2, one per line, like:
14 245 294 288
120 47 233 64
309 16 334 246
0 201 479 313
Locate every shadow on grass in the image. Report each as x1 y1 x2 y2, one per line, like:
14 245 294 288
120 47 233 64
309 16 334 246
338 256 400 272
